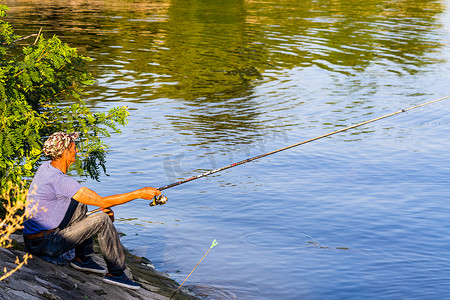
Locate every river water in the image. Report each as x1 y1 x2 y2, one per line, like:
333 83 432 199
5 0 450 299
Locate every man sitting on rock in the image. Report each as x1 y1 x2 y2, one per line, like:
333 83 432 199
23 131 161 290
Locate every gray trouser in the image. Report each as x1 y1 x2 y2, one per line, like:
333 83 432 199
24 202 126 275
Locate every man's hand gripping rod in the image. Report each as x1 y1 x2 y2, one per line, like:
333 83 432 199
86 194 167 216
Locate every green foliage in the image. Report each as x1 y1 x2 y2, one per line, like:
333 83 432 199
0 4 18 55
0 4 129 198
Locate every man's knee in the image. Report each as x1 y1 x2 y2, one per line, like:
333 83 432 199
93 211 114 227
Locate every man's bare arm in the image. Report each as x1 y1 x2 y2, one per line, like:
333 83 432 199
73 186 161 208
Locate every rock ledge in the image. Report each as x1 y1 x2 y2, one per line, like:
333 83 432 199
0 234 199 300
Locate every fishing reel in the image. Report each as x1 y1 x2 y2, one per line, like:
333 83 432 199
149 194 168 206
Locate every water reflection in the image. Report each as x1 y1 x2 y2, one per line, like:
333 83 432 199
244 0 444 75
6 0 445 81
5 0 447 173
6 0 445 114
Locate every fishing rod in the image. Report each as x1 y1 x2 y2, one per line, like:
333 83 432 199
87 95 449 215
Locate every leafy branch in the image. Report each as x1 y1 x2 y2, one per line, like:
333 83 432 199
1 4 129 188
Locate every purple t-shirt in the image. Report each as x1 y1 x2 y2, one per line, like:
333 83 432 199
24 161 82 235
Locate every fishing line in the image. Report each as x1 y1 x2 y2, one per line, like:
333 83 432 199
169 239 218 300
86 95 450 215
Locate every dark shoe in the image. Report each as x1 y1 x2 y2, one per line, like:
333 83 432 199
103 272 140 290
39 255 67 266
69 256 106 274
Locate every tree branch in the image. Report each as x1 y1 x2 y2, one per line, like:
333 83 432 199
33 27 42 45
13 33 36 43
11 27 42 45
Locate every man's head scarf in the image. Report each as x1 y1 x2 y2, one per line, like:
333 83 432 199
43 132 79 158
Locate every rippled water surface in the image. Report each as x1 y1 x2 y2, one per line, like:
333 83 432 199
5 0 450 299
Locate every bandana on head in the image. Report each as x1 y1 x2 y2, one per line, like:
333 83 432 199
43 132 79 157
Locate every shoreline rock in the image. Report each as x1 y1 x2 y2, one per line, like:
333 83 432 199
0 234 200 300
